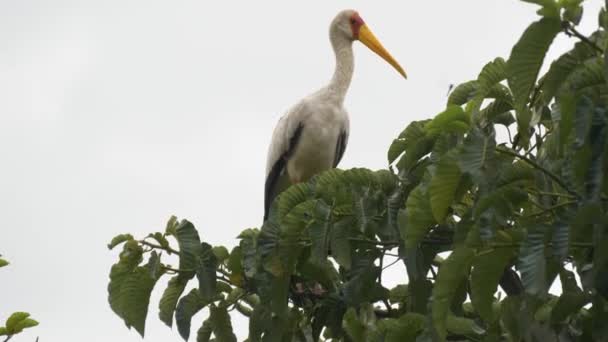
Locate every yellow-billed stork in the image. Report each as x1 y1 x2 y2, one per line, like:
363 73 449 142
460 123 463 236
264 9 406 220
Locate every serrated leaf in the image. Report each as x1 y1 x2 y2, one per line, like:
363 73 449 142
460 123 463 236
432 247 475 341
541 41 596 102
165 215 179 236
108 240 143 321
159 276 188 327
107 234 134 250
176 220 202 280
309 201 332 264
471 244 516 322
429 153 462 222
197 243 218 301
517 226 548 295
425 105 470 136
459 127 497 179
196 319 212 342
551 219 569 262
119 266 160 337
400 184 436 249
448 80 479 105
176 289 208 341
330 218 353 269
209 305 237 342
508 17 561 134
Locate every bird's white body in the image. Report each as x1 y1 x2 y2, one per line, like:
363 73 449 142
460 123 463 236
266 93 350 183
263 9 404 220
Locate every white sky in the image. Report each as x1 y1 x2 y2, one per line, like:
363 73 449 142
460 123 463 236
0 1 603 341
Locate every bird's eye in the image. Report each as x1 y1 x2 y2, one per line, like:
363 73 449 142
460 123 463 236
350 19 357 25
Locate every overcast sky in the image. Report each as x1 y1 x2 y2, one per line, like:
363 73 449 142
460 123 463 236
0 1 603 341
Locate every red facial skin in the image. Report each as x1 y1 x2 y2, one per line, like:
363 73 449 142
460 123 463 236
349 12 365 39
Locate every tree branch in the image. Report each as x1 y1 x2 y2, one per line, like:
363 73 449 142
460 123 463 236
496 146 580 198
139 240 179 254
562 21 603 54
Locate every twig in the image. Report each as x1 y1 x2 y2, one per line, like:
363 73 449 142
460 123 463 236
525 201 577 218
527 189 577 200
161 265 193 273
496 146 580 198
382 258 402 271
139 240 179 254
3 336 12 342
562 21 603 54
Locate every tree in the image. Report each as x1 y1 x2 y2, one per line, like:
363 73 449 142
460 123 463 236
107 1 608 340
0 256 39 342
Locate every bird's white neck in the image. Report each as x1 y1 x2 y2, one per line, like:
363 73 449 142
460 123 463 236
326 33 354 104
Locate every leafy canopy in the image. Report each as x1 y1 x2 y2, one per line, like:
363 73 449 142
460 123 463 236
107 1 608 340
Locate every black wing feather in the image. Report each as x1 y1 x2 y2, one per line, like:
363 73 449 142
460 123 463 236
264 123 304 221
333 130 348 167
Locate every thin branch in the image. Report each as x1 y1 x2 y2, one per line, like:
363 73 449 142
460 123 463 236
563 21 603 54
382 258 402 271
3 336 12 342
139 240 179 254
525 201 578 218
488 241 593 248
161 265 193 273
496 146 580 198
527 189 577 200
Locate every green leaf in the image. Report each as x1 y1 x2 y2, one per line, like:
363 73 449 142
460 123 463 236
108 240 143 321
392 120 435 171
212 246 229 263
507 17 561 135
148 232 171 253
209 305 237 342
470 234 517 322
165 215 179 236
196 319 213 342
119 266 161 336
431 247 475 341
342 304 377 342
540 41 596 102
107 234 134 250
176 289 208 341
521 0 560 18
0 259 8 268
551 219 569 262
159 276 188 327
447 80 478 105
5 312 29 334
309 201 332 265
0 327 6 336
458 127 496 179
12 318 38 334
446 315 485 337
378 313 426 342
330 218 353 269
480 100 515 126
425 105 470 136
400 184 436 250
175 220 202 280
197 243 218 301
429 153 462 222
517 226 548 295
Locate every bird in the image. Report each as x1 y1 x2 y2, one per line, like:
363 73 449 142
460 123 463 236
263 9 406 221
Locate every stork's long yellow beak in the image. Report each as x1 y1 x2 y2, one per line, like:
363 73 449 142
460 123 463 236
358 24 407 79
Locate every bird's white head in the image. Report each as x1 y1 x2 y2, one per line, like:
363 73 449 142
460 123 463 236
331 9 407 79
